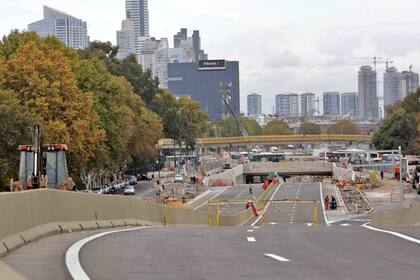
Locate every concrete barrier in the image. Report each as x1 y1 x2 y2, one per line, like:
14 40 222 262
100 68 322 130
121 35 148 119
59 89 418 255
372 203 420 226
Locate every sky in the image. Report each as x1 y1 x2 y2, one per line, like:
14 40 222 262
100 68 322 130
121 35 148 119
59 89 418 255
1 0 420 114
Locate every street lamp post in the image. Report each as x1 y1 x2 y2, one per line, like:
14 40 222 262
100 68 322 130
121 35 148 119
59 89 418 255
399 146 404 200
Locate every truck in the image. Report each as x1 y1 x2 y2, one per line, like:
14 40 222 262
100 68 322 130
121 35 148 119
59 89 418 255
401 156 420 185
11 124 72 191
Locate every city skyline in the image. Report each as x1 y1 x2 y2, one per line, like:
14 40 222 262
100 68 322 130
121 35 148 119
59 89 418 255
2 0 420 114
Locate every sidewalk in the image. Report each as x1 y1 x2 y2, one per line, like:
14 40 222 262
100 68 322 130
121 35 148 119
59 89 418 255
365 175 420 212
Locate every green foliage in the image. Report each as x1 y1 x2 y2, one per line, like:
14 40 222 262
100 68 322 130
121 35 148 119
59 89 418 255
374 90 420 154
0 92 32 190
328 120 359 135
0 31 165 187
299 120 321 135
262 120 293 135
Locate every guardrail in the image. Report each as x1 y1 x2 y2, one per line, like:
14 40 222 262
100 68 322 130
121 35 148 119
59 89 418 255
197 134 372 145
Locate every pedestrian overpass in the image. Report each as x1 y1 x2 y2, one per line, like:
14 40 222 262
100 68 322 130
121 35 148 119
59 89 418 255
195 134 372 147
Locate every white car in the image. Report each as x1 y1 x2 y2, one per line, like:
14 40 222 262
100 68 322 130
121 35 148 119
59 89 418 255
174 174 183 183
124 185 136 195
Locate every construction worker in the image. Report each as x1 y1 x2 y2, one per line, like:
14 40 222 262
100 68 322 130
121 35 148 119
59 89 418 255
249 185 253 195
330 195 337 210
324 195 330 210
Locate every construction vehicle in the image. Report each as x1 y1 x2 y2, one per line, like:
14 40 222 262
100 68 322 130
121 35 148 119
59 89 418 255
10 124 73 191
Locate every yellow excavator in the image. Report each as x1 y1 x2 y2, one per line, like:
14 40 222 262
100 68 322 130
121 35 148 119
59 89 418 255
10 124 74 191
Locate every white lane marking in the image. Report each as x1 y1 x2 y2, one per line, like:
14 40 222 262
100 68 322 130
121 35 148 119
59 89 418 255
247 229 254 232
289 183 301 224
264 253 290 262
247 237 256 242
193 188 228 210
251 183 283 227
362 223 420 245
340 223 351 227
270 222 278 225
319 183 331 226
253 226 260 229
306 223 313 227
66 227 154 280
185 189 212 206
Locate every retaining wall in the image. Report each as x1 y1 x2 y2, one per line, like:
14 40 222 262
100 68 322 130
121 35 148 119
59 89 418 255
371 203 420 227
203 165 244 187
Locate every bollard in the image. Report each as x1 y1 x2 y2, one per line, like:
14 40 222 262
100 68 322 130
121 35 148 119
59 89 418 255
208 203 212 226
262 202 265 226
216 200 220 226
163 200 168 226
314 202 318 225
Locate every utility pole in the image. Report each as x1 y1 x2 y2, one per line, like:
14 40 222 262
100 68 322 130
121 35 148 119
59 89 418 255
399 146 404 200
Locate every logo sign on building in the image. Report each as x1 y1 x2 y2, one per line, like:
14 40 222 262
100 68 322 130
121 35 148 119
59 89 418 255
198 60 226 71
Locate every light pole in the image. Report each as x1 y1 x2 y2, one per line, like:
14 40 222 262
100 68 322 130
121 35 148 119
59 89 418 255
399 146 404 200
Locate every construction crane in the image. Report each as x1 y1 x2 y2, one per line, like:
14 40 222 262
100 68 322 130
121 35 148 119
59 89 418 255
377 59 394 69
219 81 248 137
352 56 383 70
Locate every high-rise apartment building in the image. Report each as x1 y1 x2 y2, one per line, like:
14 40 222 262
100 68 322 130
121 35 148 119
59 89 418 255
139 38 170 88
168 60 240 120
323 92 340 116
384 67 403 107
358 66 379 120
117 0 150 59
341 92 357 117
28 6 89 49
116 20 135 60
401 69 419 98
247 93 262 116
275 94 299 117
300 93 316 117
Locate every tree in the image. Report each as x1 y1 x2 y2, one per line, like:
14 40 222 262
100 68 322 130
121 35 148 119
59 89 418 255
328 120 359 135
0 40 105 178
373 110 417 154
262 120 293 135
299 120 321 135
0 92 32 190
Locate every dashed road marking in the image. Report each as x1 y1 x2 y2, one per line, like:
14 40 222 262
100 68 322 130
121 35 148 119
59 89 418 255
247 237 256 242
264 253 290 262
306 223 313 227
247 229 254 232
341 223 351 227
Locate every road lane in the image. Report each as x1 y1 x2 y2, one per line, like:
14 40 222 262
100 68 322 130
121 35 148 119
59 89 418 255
250 182 324 226
75 225 420 280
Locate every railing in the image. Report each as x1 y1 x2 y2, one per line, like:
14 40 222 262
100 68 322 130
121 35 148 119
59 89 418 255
197 134 372 145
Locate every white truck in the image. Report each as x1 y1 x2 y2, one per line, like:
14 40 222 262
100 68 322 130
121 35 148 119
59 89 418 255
401 156 420 185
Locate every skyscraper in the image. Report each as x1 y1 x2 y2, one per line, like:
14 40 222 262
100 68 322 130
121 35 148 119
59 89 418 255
116 20 135 60
168 60 240 120
401 69 419 98
247 93 262 116
358 66 379 120
384 67 402 107
117 0 150 59
300 93 316 117
275 94 299 117
28 6 89 49
173 28 207 63
341 92 357 117
323 92 340 116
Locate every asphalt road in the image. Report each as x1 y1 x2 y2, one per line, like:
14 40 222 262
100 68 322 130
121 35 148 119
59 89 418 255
248 182 325 226
187 184 265 214
76 225 420 280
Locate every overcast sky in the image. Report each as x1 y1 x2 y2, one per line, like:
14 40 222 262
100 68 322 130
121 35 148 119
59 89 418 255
2 0 420 114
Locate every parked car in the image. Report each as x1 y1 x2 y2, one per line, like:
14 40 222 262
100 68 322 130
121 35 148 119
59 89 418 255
92 186 104 194
139 174 152 181
129 176 138 185
174 174 183 183
124 185 136 195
